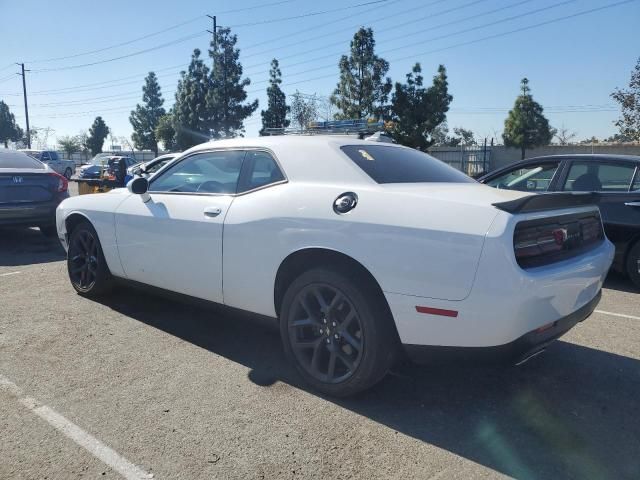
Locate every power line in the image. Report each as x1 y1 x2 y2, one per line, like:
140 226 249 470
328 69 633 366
242 0 485 62
244 0 580 78
218 0 297 15
227 0 393 28
25 17 204 64
244 0 635 94
31 32 207 73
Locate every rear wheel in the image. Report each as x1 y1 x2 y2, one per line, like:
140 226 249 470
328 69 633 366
626 241 640 289
64 167 73 179
280 267 397 397
67 222 113 296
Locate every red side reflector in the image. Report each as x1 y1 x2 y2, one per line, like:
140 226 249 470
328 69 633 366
415 306 458 318
535 322 555 333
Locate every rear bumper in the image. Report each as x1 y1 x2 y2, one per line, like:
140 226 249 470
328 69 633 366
403 290 601 365
0 195 67 227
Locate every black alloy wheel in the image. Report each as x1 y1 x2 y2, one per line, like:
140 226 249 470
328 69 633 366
67 222 112 296
68 228 98 290
280 267 397 397
288 283 364 384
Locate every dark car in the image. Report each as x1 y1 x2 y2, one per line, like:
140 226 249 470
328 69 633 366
479 154 640 288
0 149 70 237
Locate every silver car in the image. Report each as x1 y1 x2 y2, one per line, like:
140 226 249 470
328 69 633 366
20 150 76 179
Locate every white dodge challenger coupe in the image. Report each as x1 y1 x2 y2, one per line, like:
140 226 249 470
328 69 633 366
56 136 615 396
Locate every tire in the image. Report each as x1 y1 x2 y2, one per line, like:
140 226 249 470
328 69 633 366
67 221 113 296
64 167 73 179
626 241 640 290
39 224 57 238
280 267 397 397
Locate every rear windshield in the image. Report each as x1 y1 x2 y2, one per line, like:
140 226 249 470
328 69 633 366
341 145 474 184
0 152 45 169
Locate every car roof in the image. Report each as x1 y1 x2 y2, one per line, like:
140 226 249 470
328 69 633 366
520 154 640 163
182 136 410 184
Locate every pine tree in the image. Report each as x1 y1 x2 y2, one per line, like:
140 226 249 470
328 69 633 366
207 27 258 139
173 49 212 150
86 116 110 156
0 101 23 148
388 63 452 151
129 72 165 156
503 78 553 159
260 59 290 135
330 27 392 120
155 112 177 151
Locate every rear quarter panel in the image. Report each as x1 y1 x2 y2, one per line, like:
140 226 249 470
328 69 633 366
222 183 499 317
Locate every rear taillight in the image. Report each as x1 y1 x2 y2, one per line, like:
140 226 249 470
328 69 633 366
514 212 604 269
49 172 68 193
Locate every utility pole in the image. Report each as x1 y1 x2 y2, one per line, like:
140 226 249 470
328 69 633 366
17 63 31 149
206 14 217 70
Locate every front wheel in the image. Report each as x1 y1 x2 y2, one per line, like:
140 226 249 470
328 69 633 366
280 267 397 397
67 222 113 296
626 241 640 289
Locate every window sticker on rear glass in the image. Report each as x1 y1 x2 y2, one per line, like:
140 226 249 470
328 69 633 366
358 149 375 161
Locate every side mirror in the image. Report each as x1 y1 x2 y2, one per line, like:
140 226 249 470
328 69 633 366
127 177 150 202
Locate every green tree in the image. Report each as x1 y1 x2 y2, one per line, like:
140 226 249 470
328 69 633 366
611 57 640 142
129 72 166 156
290 91 318 131
155 113 177 151
330 27 392 120
502 78 553 159
388 63 452 151
0 101 23 148
57 135 81 158
207 27 258 139
260 59 290 135
173 49 212 150
86 116 110 156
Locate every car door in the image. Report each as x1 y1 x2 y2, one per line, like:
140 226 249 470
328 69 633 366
483 160 563 192
114 149 246 303
559 159 640 247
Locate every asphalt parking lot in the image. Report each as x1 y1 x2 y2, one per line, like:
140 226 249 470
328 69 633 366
1 199 639 479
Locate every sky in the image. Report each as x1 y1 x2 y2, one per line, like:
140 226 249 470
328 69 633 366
0 0 638 149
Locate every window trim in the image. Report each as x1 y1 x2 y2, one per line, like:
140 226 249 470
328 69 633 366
559 159 639 193
630 166 639 191
148 146 288 197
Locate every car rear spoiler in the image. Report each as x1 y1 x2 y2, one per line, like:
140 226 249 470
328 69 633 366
492 192 599 214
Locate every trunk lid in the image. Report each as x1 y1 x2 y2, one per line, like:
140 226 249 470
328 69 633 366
0 169 56 204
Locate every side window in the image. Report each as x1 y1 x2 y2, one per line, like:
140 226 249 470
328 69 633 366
50 152 59 161
562 162 636 192
238 151 285 193
150 150 245 194
486 163 559 192
632 169 640 191
41 152 51 162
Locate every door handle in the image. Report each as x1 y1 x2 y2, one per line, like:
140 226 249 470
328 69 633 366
625 202 640 207
203 207 222 218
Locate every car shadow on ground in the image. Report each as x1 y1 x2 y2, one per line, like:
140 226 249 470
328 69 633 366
97 286 640 480
0 227 66 267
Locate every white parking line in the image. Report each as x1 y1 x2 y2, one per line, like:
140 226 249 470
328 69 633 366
0 271 22 277
0 374 153 480
595 310 640 321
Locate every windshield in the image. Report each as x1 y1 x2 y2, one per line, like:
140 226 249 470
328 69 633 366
340 145 475 184
89 154 112 166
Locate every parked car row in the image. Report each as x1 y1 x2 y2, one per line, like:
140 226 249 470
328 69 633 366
54 137 617 397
